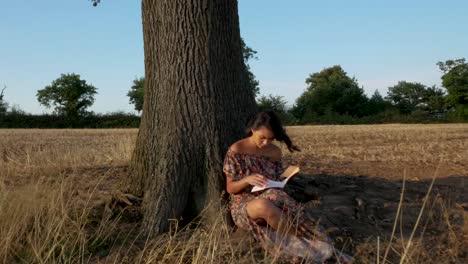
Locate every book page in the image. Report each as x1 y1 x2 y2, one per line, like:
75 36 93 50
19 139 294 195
251 166 300 192
251 179 285 192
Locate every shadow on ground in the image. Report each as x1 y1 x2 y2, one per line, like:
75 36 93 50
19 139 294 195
284 173 467 259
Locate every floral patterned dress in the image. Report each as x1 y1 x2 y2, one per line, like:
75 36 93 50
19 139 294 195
223 149 334 263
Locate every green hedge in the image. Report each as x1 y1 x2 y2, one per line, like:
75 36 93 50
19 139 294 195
289 109 466 125
0 110 465 129
0 112 140 128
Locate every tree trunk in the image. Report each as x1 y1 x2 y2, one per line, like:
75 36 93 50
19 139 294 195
129 0 256 236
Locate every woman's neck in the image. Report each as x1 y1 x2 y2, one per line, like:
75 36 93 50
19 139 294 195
246 136 268 153
247 136 257 149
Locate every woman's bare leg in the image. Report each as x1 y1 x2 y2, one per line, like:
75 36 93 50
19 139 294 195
246 198 298 236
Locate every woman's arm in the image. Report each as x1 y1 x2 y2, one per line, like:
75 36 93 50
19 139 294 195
226 177 249 194
226 174 268 194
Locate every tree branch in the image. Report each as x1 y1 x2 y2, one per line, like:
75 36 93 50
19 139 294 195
0 85 6 101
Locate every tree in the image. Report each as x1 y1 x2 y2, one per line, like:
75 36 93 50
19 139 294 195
291 65 368 122
37 73 97 117
423 85 446 114
121 0 257 237
257 94 294 124
0 85 8 115
127 77 144 112
437 58 468 118
127 39 259 112
366 90 391 115
257 94 287 114
385 81 428 114
241 38 260 97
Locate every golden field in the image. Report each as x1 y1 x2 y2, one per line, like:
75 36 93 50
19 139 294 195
0 124 467 263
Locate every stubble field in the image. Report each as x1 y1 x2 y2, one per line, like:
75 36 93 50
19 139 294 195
0 124 466 263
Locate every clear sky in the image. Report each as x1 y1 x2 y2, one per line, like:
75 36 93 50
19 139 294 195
1 0 467 114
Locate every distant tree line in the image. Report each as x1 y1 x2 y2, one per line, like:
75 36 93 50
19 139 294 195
258 58 468 125
0 111 140 128
0 56 467 128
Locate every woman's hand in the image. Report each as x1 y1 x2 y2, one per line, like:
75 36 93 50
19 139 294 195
243 173 269 187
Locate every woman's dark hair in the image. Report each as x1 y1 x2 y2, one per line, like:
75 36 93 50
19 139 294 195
245 111 300 152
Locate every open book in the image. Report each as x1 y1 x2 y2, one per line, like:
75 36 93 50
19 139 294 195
251 166 300 192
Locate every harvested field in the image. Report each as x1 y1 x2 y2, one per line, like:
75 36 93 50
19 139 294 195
0 124 466 263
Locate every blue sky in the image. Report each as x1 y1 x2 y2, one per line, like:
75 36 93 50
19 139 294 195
1 0 467 114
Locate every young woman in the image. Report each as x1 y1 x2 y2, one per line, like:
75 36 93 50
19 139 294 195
223 111 351 263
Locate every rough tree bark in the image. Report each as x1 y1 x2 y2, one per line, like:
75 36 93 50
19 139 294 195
129 0 256 236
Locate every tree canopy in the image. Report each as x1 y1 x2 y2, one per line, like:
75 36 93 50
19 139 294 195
386 81 428 114
423 85 446 114
366 90 391 115
257 94 287 112
256 94 294 123
291 65 368 122
127 77 144 112
241 38 260 97
437 58 468 118
37 73 97 117
385 81 447 115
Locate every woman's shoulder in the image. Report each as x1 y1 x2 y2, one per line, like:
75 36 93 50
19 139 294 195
225 140 243 161
228 140 282 161
228 139 248 153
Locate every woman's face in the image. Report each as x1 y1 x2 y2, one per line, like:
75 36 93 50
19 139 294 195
251 126 275 149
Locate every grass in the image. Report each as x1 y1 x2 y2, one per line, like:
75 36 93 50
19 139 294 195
0 124 467 263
